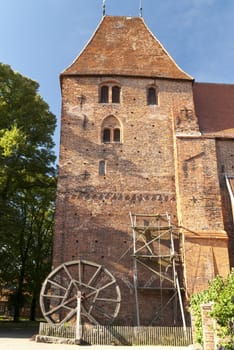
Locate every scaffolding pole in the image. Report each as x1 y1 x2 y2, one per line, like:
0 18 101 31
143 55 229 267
130 212 187 328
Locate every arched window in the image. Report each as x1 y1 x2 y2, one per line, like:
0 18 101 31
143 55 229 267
99 83 121 104
100 85 109 103
113 128 120 142
101 116 122 143
147 87 158 105
103 128 111 143
112 86 120 103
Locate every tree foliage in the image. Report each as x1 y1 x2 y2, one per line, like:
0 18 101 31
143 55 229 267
190 271 234 349
0 63 57 321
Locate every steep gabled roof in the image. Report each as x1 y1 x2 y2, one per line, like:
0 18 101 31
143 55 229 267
193 82 234 137
62 16 192 80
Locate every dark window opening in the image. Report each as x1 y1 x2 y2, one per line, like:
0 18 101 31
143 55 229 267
101 116 122 144
103 128 111 143
148 87 157 105
100 86 109 103
99 160 106 175
113 128 120 142
112 86 120 103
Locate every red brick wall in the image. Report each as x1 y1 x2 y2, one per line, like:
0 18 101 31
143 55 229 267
54 76 195 325
176 137 224 231
216 140 234 267
176 136 230 295
201 303 216 350
54 74 231 325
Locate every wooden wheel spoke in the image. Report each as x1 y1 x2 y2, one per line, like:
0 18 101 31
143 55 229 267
63 295 77 307
58 308 77 324
97 279 116 292
47 279 67 291
87 265 102 286
91 304 114 320
60 280 75 303
96 297 120 303
72 280 97 292
44 303 65 316
42 294 64 299
63 265 73 281
78 260 81 284
40 260 121 325
81 305 99 325
84 290 98 299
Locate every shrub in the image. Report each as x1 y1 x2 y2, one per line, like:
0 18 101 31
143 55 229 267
190 270 234 349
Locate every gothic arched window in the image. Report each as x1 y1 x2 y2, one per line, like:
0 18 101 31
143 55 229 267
101 116 122 143
103 128 111 143
113 128 120 142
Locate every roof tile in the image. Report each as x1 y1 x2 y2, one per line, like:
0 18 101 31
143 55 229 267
62 16 192 80
193 82 234 137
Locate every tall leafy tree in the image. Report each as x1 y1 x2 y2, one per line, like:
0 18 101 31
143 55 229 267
26 185 56 321
0 63 57 321
0 63 56 198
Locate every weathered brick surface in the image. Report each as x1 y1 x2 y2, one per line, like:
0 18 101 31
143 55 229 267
216 140 234 267
54 76 191 325
183 234 229 296
53 16 232 326
201 303 216 350
176 137 224 232
176 136 230 295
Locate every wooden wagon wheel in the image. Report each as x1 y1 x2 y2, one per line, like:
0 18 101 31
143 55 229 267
40 260 121 325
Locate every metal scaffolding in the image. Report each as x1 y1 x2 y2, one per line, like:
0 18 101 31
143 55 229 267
130 212 187 331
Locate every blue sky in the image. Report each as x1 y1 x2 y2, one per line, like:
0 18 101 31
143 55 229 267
1 0 234 159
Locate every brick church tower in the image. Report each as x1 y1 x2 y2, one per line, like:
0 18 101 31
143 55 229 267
52 15 232 326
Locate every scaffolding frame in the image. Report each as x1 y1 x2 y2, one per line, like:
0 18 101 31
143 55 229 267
129 212 187 332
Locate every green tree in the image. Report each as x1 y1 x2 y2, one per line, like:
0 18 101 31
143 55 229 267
0 63 57 321
26 185 56 321
190 271 234 349
0 63 56 199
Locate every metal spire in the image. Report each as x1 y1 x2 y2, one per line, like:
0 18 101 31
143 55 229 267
102 0 106 17
139 0 143 17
